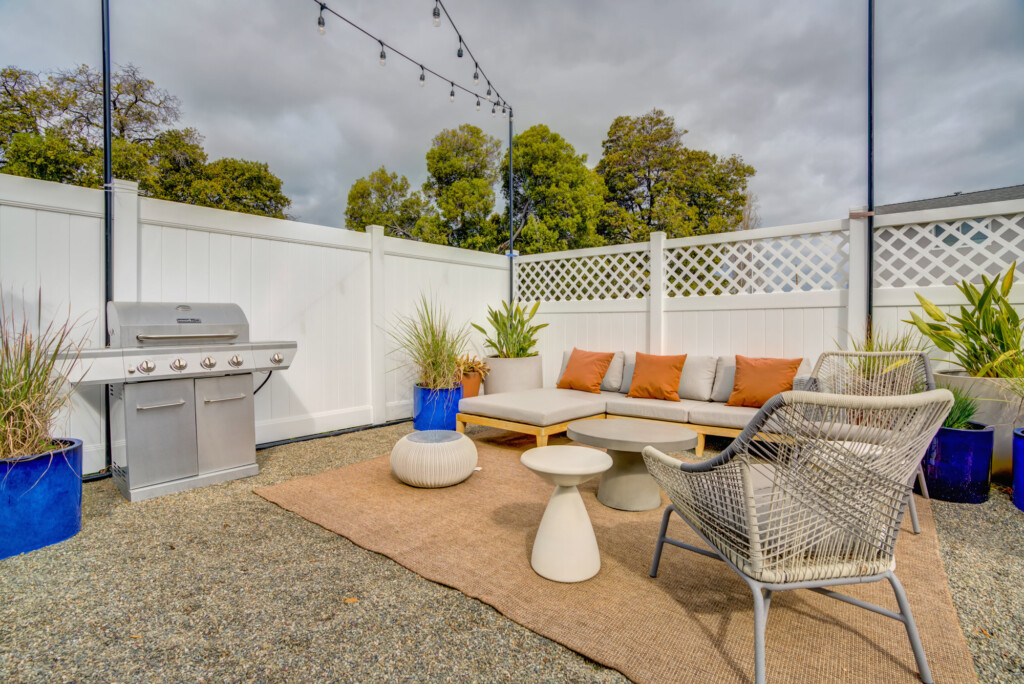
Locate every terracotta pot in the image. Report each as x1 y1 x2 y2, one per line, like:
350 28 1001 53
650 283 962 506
461 372 482 398
936 372 1024 481
483 355 543 395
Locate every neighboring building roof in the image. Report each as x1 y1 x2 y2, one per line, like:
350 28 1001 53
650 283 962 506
875 184 1024 215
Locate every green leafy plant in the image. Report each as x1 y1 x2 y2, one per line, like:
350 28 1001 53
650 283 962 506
1 292 85 461
942 387 979 430
472 300 548 358
905 262 1022 378
844 327 923 353
389 296 469 390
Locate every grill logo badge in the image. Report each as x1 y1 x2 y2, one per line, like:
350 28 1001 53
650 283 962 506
176 318 202 324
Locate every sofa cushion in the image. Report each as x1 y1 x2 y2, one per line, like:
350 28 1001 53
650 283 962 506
687 402 761 430
557 348 616 393
558 350 625 392
626 352 686 401
711 355 813 403
459 388 609 427
726 355 803 408
605 397 708 423
622 353 719 401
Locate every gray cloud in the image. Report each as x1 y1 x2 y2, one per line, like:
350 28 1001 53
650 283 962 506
2 0 1021 229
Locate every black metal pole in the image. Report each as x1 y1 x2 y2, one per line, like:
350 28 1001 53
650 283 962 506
866 0 875 341
98 0 114 481
508 110 514 302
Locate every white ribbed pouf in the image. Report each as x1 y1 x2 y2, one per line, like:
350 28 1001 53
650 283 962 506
389 431 478 488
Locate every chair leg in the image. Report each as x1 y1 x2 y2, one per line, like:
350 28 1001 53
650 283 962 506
906 492 921 535
649 505 675 578
887 572 933 684
749 583 770 684
916 464 930 499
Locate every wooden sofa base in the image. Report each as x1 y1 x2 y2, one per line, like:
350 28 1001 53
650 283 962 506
456 411 741 458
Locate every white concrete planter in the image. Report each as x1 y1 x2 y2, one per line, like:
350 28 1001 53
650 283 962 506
389 431 478 488
936 371 1024 479
482 355 543 395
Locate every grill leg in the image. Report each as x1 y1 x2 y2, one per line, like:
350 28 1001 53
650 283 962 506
649 504 675 578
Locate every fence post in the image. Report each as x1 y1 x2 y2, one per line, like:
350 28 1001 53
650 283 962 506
846 207 869 346
648 231 666 354
112 179 139 302
369 225 388 424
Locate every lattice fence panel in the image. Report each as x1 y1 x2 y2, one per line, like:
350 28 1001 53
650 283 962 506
874 213 1024 288
515 248 650 301
663 230 849 297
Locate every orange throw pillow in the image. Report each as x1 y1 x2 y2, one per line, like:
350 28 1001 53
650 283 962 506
627 352 687 402
726 355 803 408
557 348 615 393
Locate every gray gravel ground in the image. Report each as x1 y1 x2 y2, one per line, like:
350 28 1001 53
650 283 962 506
0 426 1019 683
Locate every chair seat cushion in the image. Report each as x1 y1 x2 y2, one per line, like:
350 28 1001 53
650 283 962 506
687 403 761 429
458 388 610 427
605 397 708 423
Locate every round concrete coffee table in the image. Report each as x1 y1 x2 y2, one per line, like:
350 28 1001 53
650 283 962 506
520 445 612 583
567 418 697 511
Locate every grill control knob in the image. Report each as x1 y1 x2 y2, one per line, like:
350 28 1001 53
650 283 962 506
271 352 284 365
201 356 217 370
138 360 156 374
229 354 244 368
171 358 188 372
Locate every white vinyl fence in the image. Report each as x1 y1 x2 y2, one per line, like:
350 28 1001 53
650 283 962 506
0 174 508 474
516 201 1024 387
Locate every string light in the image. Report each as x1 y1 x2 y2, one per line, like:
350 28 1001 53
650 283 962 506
473 64 479 85
449 83 455 102
476 97 481 111
486 83 491 97
432 1 441 27
501 105 506 118
379 41 386 66
419 66 425 87
317 3 326 34
491 104 496 117
457 38 464 58
433 0 510 116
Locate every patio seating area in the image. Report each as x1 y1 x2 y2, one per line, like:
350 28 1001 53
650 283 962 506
0 424 1021 681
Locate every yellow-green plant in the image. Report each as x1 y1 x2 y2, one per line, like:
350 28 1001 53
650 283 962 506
472 300 547 358
456 354 490 379
1 292 85 460
389 296 469 390
905 262 1022 378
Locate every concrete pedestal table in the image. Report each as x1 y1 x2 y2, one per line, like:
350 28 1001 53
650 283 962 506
520 446 612 583
567 418 697 511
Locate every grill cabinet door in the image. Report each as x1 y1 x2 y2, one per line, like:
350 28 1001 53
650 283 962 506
195 373 256 474
124 379 199 488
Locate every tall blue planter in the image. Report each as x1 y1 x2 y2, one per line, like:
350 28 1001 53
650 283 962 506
1 438 83 559
413 385 463 431
1013 428 1024 512
923 422 993 503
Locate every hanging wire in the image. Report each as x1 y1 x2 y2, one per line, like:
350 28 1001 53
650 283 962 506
434 0 510 110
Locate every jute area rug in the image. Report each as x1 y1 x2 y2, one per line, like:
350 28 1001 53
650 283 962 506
254 430 976 683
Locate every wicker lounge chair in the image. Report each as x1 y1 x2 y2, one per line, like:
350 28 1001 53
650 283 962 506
799 351 936 533
644 389 953 684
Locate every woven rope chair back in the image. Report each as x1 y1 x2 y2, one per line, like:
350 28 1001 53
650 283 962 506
646 390 952 584
811 351 934 396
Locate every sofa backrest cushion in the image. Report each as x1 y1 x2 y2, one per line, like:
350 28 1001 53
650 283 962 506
621 353 719 401
711 355 813 403
725 355 804 407
558 350 625 392
626 352 687 401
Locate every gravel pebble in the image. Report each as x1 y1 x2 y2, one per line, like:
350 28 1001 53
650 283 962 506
0 427 1019 682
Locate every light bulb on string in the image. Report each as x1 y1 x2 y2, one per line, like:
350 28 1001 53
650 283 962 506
491 104 496 117
450 83 455 102
475 97 481 111
485 83 491 97
379 42 386 66
509 108 514 121
473 64 479 85
457 38 464 58
317 4 326 35
419 66 426 87
501 105 506 118
432 1 440 27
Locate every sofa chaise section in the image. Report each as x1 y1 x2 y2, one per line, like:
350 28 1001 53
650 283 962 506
456 388 609 446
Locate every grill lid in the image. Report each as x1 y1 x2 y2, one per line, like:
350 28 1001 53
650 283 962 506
107 302 250 347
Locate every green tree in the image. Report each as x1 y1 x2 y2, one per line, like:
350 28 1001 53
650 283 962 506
498 124 605 254
344 166 431 237
423 124 501 247
0 64 290 218
596 108 754 242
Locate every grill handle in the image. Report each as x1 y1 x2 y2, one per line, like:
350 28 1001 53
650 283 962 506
136 332 239 342
204 394 247 404
136 399 186 411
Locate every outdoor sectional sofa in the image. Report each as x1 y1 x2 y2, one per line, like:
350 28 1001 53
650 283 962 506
456 352 813 457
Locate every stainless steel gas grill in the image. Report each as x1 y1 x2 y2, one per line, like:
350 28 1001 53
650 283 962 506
73 302 297 502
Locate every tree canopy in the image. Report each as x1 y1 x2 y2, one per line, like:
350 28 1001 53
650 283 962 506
0 65 290 219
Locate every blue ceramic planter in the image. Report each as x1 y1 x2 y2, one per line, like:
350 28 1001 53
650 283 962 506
0 439 83 559
923 422 993 503
412 385 463 431
1013 428 1024 512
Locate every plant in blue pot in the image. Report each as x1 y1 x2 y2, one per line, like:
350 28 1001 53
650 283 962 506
1 293 86 559
391 296 469 431
922 387 994 503
1002 365 1024 511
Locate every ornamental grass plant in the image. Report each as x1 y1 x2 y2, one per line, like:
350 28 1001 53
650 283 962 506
942 387 979 430
390 295 469 391
1 292 85 461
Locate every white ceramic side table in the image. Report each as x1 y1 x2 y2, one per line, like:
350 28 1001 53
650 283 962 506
520 445 612 583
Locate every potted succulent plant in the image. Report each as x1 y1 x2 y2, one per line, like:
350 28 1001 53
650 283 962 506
922 388 994 503
905 262 1023 480
390 296 469 431
472 300 547 395
1 294 85 559
456 354 490 398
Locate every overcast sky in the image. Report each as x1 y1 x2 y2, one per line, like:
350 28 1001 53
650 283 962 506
2 0 1022 229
